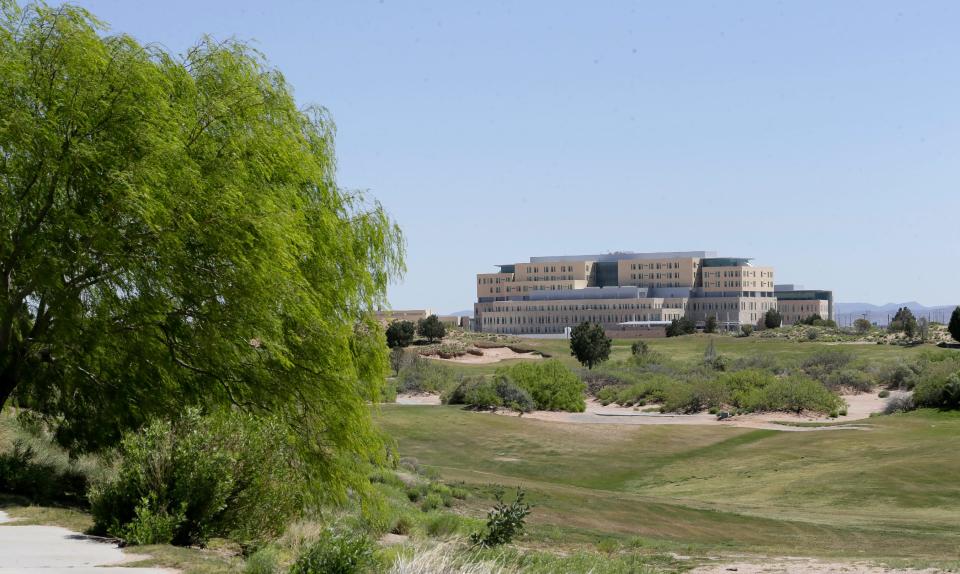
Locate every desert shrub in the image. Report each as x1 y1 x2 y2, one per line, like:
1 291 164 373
875 361 920 390
470 488 531 548
493 377 536 413
246 546 281 574
878 389 890 398
730 354 789 374
738 376 842 414
914 372 960 410
0 439 90 506
718 369 775 406
116 495 183 546
666 317 696 337
764 309 782 329
631 340 649 356
398 356 457 394
289 529 374 574
599 375 672 406
425 513 471 537
90 409 304 547
740 324 754 337
498 361 585 412
884 394 915 414
806 328 819 341
421 492 445 512
824 369 874 393
417 315 447 342
459 379 501 410
662 378 729 414
801 350 853 382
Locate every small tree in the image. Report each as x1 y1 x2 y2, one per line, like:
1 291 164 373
470 488 531 548
389 347 407 376
385 320 415 348
949 307 960 343
417 315 446 342
740 324 753 337
854 318 872 335
704 315 718 334
918 317 930 342
764 309 783 329
666 317 696 337
569 322 611 369
800 314 822 326
890 307 917 338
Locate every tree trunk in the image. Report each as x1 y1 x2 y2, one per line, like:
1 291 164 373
0 361 18 412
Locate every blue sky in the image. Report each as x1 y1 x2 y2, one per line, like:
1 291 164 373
58 1 960 311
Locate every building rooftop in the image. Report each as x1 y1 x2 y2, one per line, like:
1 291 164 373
527 251 716 263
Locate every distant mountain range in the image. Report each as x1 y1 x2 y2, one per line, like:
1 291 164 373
446 310 473 317
836 302 957 325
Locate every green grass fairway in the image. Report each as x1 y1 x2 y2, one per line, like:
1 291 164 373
376 405 960 563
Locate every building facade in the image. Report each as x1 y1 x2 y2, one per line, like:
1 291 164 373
474 251 832 335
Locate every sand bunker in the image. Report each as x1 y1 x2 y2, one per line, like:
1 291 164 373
425 347 542 364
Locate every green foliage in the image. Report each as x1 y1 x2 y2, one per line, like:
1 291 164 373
764 309 783 329
569 322 612 369
443 375 536 413
662 378 729 414
703 339 727 371
115 495 183 546
289 529 374 574
740 324 753 337
443 377 502 410
950 307 960 343
875 361 919 390
666 317 696 337
0 438 89 505
397 356 455 394
417 315 446 342
824 369 874 393
704 316 718 334
245 546 281 574
914 372 960 410
630 340 649 356
878 389 890 398
738 376 843 414
889 307 918 338
90 409 304 547
470 488 531 548
854 318 872 334
498 361 586 412
800 350 854 382
386 321 416 348
0 3 403 502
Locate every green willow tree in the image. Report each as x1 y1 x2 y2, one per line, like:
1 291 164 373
0 2 403 497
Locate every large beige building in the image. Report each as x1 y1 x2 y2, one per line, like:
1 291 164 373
474 251 832 335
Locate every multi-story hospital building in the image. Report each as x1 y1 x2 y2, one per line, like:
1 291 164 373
473 251 833 336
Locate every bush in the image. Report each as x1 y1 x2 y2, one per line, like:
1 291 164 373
738 376 843 414
90 409 304 547
801 350 853 382
884 394 915 414
740 324 753 337
425 513 469 537
666 317 696 337
246 546 281 574
914 372 960 410
824 369 874 393
662 379 729 414
878 389 890 398
704 315 718 334
875 361 919 390
630 340 649 356
0 439 89 506
289 529 374 574
386 320 416 348
854 318 872 334
398 357 456 394
806 328 819 341
498 361 586 412
493 377 536 413
470 488 531 548
764 309 782 329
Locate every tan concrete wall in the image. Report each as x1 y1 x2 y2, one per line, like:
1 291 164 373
779 300 830 325
700 266 775 292
375 309 430 325
618 257 699 288
476 296 687 335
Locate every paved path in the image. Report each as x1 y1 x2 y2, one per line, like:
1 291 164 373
0 510 174 573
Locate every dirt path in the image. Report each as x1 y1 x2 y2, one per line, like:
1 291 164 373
395 392 909 432
424 346 542 364
0 510 174 573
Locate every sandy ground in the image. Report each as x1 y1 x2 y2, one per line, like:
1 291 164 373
425 346 542 364
0 510 174 573
689 556 942 573
395 391 910 432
